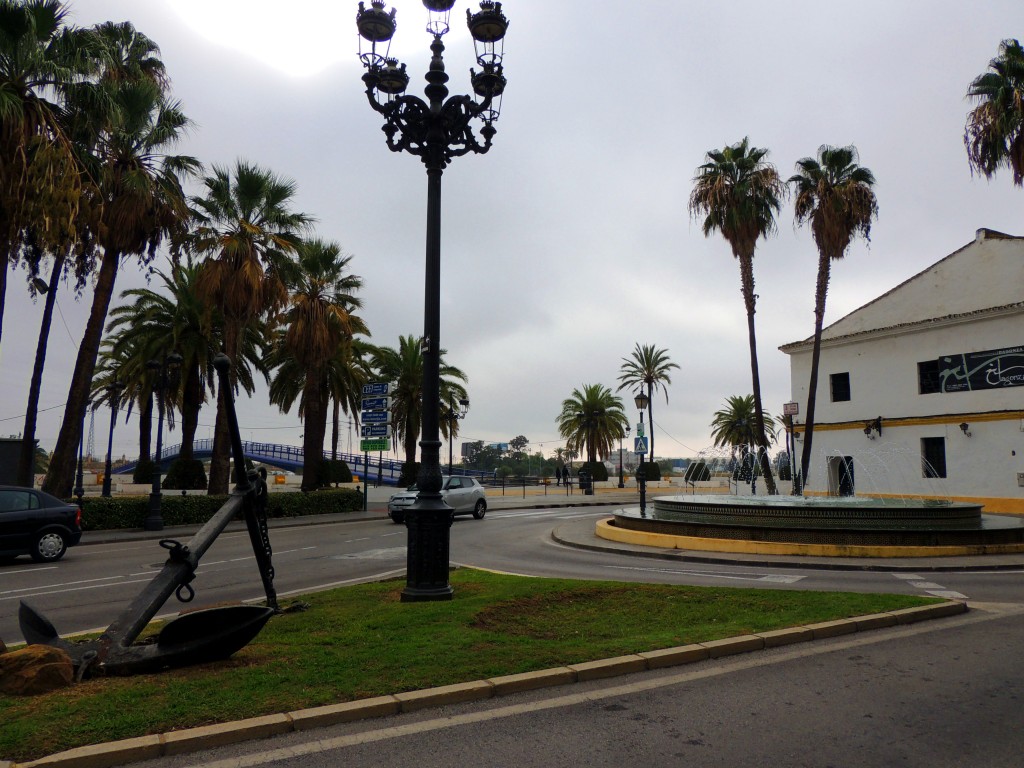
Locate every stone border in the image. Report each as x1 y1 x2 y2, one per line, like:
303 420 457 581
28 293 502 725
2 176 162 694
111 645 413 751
11 602 967 768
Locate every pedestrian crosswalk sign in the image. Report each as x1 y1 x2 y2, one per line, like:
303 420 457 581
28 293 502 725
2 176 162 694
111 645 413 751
634 436 648 455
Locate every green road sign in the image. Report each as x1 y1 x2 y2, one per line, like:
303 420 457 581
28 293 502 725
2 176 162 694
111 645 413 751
360 438 390 452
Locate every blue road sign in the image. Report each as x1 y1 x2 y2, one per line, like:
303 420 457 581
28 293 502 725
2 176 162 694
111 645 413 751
361 382 392 396
362 411 390 424
360 396 391 411
634 436 649 455
361 424 392 438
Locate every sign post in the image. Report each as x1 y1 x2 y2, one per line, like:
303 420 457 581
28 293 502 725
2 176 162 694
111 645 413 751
783 401 799 495
360 382 394 511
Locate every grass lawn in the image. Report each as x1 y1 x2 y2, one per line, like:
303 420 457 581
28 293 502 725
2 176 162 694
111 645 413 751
1 568 939 762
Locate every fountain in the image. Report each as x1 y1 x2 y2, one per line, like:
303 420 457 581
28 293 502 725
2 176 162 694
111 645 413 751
605 446 1024 555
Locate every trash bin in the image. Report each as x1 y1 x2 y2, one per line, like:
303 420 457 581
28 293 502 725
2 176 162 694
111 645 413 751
578 468 593 495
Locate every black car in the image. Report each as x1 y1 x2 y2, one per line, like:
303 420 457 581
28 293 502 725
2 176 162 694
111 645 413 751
0 485 82 562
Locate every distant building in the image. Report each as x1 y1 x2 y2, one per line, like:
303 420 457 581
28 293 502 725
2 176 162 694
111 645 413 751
780 229 1024 514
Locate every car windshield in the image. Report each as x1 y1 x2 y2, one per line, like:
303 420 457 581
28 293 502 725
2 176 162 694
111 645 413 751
405 476 453 492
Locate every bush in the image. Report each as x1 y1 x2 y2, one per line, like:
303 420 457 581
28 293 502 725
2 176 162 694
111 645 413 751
132 458 156 485
317 459 353 487
163 458 208 490
580 461 608 482
77 487 364 531
684 461 711 483
398 461 419 488
636 461 661 481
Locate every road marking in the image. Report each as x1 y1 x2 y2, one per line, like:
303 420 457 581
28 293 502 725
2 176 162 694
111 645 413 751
892 573 969 600
330 547 406 560
0 574 125 596
604 564 805 584
0 565 58 576
0 577 153 602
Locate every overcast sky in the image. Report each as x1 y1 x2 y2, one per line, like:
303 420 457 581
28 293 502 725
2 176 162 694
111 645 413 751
1 1 1022 466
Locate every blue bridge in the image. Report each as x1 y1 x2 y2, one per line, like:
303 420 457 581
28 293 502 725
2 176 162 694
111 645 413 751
114 439 492 487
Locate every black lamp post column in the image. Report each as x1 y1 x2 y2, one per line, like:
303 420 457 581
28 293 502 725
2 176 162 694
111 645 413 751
635 391 649 514
357 0 508 603
102 380 122 498
144 353 182 532
618 424 630 488
447 397 470 476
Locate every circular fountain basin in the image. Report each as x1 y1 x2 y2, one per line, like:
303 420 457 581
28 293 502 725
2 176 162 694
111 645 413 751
611 494 1024 549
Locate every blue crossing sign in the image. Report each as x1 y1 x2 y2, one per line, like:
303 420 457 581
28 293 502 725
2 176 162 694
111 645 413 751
634 436 649 455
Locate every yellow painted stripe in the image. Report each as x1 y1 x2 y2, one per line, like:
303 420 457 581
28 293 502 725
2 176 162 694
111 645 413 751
595 519 1024 559
794 410 1024 434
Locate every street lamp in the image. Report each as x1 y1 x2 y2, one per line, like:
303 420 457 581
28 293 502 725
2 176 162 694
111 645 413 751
634 391 650 514
144 352 182 531
102 379 123 497
357 0 508 602
446 396 470 476
618 424 630 489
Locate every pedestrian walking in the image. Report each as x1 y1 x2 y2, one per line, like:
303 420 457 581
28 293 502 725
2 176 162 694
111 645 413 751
555 466 562 486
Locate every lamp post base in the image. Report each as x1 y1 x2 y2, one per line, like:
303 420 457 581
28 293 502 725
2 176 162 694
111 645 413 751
144 492 164 531
401 504 453 602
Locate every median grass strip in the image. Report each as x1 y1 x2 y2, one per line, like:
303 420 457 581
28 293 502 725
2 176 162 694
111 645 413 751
1 569 939 762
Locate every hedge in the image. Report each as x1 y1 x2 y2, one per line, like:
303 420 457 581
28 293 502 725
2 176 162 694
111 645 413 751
77 487 364 531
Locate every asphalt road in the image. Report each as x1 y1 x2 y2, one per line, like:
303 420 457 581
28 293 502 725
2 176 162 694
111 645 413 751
2 504 1022 642
125 600 1024 768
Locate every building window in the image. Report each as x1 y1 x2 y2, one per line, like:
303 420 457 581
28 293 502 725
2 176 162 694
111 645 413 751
921 437 947 478
918 360 941 394
830 372 851 402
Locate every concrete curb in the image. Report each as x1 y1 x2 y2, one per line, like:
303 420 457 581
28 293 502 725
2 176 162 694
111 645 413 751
13 601 968 768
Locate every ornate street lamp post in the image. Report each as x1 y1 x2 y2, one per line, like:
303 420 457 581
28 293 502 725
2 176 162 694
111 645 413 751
634 391 649 514
446 397 470 476
357 0 508 602
102 379 123 497
144 352 182 532
618 424 630 489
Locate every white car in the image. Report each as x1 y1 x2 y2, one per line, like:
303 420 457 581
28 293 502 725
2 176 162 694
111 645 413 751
387 476 487 524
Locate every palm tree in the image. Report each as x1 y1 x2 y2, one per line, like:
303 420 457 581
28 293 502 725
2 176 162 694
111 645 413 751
0 0 100 357
790 145 878 492
689 137 784 494
371 335 467 467
190 160 311 493
965 38 1024 186
710 394 777 486
556 384 628 467
272 239 367 491
616 343 678 463
43 27 198 496
104 259 219 464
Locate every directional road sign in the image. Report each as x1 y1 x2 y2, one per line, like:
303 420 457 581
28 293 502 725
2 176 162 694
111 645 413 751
634 436 649 455
360 396 392 411
635 422 645 438
362 382 392 396
362 410 390 424
360 438 391 452
361 424 392 438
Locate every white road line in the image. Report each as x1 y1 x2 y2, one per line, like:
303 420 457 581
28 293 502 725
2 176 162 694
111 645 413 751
605 564 805 584
893 573 969 601
0 574 125 596
0 577 153 601
0 565 58 576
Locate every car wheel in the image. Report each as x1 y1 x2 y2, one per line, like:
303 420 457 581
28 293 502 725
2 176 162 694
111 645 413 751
390 512 405 525
31 531 68 562
472 499 487 520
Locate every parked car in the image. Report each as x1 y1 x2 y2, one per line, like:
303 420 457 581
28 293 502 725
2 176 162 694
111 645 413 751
387 476 487 524
0 485 82 562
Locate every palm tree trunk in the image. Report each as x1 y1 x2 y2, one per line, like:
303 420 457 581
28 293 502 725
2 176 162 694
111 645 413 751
179 364 202 462
300 364 324 492
17 253 64 486
331 398 340 460
0 248 8 361
799 254 832 492
138 393 153 463
43 248 121 497
208 320 241 494
738 253 778 495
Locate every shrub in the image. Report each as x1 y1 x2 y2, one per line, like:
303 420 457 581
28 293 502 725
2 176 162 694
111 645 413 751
163 458 208 490
398 461 419 488
580 461 608 482
317 459 353 487
132 458 156 485
77 487 364 531
637 461 661 481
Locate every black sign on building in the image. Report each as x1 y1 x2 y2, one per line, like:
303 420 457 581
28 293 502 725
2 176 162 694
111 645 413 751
939 345 1024 392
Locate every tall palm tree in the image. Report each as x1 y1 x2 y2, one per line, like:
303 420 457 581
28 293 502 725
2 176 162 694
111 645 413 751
0 0 100 357
790 145 878 491
105 259 219 464
273 239 367 490
689 137 784 494
190 160 311 493
965 38 1024 186
709 394 777 450
556 383 628 466
371 335 467 467
616 343 678 462
44 27 198 496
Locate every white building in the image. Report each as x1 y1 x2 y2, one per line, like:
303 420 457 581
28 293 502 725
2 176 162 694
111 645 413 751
780 228 1024 514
